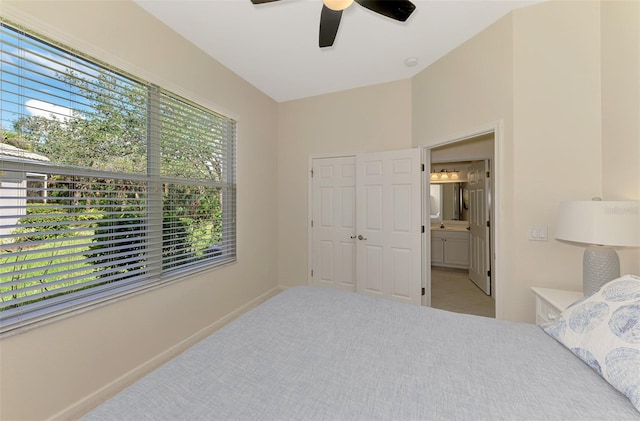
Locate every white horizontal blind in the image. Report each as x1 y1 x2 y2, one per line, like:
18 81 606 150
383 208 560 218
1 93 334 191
0 23 236 331
156 91 236 274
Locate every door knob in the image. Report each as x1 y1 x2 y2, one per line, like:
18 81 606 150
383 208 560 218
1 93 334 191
350 235 357 239
358 235 367 240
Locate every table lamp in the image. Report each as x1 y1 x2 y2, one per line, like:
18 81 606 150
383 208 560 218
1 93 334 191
555 199 640 295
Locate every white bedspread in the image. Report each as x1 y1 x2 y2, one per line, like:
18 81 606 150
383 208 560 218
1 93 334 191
82 286 640 420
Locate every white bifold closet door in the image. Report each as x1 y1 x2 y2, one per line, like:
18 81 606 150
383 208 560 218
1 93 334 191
310 149 422 305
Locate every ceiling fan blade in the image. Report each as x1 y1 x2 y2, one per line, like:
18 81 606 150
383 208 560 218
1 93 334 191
250 0 281 4
319 5 343 48
355 0 416 22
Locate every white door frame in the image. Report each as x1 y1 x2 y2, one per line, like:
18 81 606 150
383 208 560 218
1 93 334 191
422 148 431 307
422 121 503 319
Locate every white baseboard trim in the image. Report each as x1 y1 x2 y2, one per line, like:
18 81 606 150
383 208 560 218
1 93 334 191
53 286 283 421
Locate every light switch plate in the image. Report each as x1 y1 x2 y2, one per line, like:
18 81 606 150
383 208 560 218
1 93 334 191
528 225 548 241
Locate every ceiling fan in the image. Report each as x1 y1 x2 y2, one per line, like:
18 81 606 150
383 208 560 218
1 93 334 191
250 0 417 48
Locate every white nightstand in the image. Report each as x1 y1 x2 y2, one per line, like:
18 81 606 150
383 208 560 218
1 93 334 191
531 287 583 324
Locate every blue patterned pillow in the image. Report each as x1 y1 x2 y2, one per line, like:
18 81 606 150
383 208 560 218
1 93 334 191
541 274 640 413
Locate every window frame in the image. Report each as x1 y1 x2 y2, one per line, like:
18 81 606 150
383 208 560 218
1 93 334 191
0 22 237 334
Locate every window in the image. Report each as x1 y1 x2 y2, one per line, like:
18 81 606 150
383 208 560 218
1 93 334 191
0 23 236 332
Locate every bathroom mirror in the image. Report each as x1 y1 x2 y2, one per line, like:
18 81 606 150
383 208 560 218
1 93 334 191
429 183 468 221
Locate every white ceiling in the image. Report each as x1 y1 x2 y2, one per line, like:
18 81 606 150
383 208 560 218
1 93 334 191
134 0 541 103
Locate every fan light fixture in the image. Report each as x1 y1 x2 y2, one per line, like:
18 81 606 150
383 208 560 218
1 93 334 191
323 0 354 11
251 0 416 48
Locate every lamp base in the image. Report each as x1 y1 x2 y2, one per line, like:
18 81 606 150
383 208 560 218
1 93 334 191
583 245 620 296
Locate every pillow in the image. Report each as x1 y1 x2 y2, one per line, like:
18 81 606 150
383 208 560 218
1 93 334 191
541 274 640 413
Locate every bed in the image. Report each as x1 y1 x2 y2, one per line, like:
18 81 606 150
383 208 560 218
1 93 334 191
81 279 640 420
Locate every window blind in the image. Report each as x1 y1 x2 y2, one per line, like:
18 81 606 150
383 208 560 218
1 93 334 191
0 23 236 332
157 92 237 273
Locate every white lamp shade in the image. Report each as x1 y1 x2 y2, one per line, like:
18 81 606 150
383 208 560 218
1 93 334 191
556 200 640 247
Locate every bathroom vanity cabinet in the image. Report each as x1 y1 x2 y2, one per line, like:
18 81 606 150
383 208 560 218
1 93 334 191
431 230 469 269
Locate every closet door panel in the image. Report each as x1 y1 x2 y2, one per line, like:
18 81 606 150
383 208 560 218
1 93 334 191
311 156 357 291
356 149 422 305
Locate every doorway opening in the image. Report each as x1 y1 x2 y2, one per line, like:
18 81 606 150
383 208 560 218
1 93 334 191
422 123 502 319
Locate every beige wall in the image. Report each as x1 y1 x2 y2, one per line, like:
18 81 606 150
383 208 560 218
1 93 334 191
277 0 640 321
511 0 603 318
430 134 494 162
276 80 413 287
0 1 279 420
601 0 640 275
412 11 517 318
413 0 639 322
